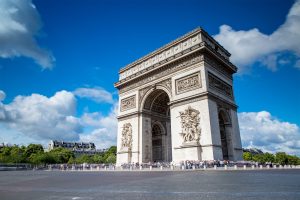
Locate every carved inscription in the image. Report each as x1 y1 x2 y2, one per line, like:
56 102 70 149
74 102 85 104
120 95 136 111
178 106 201 143
208 73 233 99
176 73 201 94
121 123 132 150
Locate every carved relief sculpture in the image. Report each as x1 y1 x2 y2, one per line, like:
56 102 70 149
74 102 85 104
120 95 136 111
176 73 201 94
178 106 201 144
121 123 133 151
208 72 233 98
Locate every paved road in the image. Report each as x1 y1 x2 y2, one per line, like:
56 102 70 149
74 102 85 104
0 169 299 200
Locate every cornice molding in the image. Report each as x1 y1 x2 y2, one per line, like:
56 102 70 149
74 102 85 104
116 27 236 85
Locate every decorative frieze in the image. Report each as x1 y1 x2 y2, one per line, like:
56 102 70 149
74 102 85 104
176 72 201 94
119 32 201 81
208 73 233 99
120 95 136 111
119 53 203 94
179 106 201 144
121 123 133 151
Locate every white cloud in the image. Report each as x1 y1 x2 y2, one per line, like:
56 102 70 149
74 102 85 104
0 90 82 141
239 111 300 155
73 87 114 104
0 89 118 149
0 90 5 101
0 0 54 69
80 103 118 149
214 0 300 72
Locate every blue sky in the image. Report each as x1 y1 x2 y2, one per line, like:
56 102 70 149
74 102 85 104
0 0 300 155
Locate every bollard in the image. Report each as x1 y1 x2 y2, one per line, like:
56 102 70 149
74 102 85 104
214 165 217 170
150 166 152 171
252 165 255 169
171 165 174 170
224 165 228 170
140 165 142 170
279 165 283 168
160 166 163 170
260 165 263 169
243 165 247 170
267 165 270 169
104 166 107 171
181 165 185 170
129 166 132 171
97 166 100 171
274 165 277 169
203 165 207 170
192 165 196 170
234 165 237 170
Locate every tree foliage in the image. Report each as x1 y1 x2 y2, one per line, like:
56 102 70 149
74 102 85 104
243 151 300 165
0 144 117 165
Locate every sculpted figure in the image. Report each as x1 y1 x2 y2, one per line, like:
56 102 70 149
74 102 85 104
179 106 201 143
121 123 133 150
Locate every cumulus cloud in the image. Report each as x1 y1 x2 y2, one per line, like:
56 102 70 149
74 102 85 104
73 87 114 104
239 111 300 155
0 89 118 149
0 0 54 69
0 90 82 141
0 90 5 101
214 0 300 72
80 103 118 148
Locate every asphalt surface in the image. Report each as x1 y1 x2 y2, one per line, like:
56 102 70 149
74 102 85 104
0 169 299 200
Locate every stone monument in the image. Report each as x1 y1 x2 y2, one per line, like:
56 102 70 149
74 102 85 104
114 27 243 165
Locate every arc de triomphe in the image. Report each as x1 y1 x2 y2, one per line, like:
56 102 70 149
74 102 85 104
114 28 243 165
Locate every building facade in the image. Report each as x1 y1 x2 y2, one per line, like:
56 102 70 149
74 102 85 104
48 140 104 155
114 28 243 165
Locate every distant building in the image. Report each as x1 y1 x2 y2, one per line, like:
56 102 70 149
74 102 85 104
243 148 264 155
48 140 106 155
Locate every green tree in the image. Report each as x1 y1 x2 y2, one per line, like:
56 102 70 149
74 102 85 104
275 152 288 165
252 154 265 163
10 145 26 163
0 146 13 163
287 155 299 165
105 154 116 164
243 152 253 161
49 147 74 163
106 146 117 155
68 157 76 164
25 144 44 158
92 154 104 163
75 154 93 164
263 152 275 163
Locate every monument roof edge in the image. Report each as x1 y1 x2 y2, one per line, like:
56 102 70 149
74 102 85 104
119 27 231 74
119 27 203 73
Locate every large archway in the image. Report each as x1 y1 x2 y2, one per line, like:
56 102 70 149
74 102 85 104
218 110 230 160
143 89 172 162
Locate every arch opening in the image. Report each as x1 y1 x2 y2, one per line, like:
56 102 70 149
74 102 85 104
218 111 230 160
143 89 172 162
